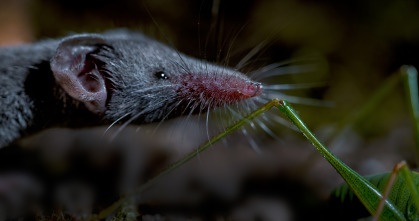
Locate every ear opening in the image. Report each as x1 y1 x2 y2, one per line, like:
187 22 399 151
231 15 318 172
51 35 110 114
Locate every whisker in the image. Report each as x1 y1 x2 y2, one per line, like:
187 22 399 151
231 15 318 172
263 82 328 90
248 55 324 77
226 106 246 123
235 40 267 70
248 61 297 79
263 93 333 107
186 100 201 122
107 110 138 142
168 58 191 74
178 98 195 116
222 23 248 68
152 98 186 134
108 101 166 142
241 127 263 155
103 112 131 137
252 64 319 81
245 99 259 113
267 113 299 132
197 0 205 59
143 3 192 74
256 116 285 140
206 105 211 142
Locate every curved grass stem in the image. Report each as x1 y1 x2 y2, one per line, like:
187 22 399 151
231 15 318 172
97 99 280 219
97 99 406 221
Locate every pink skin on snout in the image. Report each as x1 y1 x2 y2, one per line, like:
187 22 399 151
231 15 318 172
174 73 263 108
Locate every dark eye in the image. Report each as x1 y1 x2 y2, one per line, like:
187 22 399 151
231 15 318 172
155 71 169 80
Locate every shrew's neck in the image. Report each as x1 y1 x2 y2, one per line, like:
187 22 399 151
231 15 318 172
0 41 101 147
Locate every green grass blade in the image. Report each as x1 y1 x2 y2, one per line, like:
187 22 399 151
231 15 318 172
333 168 419 221
277 100 406 221
401 65 419 161
97 99 280 219
372 161 419 221
97 98 411 220
399 163 419 218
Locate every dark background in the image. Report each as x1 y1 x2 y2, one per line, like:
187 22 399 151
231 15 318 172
1 0 419 220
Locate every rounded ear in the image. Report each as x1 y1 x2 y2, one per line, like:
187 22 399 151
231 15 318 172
51 35 110 114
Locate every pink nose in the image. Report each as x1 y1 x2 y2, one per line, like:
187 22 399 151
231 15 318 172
242 81 263 97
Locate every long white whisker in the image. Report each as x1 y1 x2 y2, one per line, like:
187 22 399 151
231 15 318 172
151 99 186 134
253 64 319 81
186 100 201 122
226 106 245 123
168 58 191 74
241 127 262 155
144 4 193 75
223 24 248 68
263 82 328 90
248 55 323 78
206 105 211 142
267 113 299 132
108 103 163 142
255 117 281 140
103 112 131 137
235 40 267 70
263 93 333 107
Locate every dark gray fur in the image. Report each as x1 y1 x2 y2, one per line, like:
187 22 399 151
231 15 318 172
0 30 255 148
0 38 94 147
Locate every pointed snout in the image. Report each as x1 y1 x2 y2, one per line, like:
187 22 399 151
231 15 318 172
241 81 263 97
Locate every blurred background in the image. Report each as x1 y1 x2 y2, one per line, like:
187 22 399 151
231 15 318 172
1 0 419 220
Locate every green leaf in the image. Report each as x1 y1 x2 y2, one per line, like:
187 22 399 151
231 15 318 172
333 171 419 220
277 100 406 220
